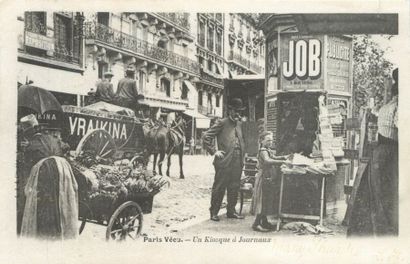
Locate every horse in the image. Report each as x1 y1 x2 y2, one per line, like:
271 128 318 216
143 116 186 179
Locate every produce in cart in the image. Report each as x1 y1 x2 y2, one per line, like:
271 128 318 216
69 129 168 240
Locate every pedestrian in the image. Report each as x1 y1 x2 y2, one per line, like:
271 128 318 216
189 137 195 155
95 70 116 103
20 115 78 240
250 131 287 232
347 68 398 237
16 114 39 235
202 98 246 221
116 66 139 110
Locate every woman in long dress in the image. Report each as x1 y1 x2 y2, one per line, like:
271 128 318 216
20 118 78 240
251 131 287 232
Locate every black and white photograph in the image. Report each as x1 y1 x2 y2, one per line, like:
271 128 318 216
1 1 410 263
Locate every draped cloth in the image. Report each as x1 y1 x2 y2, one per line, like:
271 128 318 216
21 156 79 240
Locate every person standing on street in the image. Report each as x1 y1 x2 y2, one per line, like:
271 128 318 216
202 98 246 221
95 70 116 103
347 68 399 237
20 115 78 240
250 131 287 232
116 66 139 109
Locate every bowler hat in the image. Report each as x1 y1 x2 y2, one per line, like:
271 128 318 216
104 71 114 77
228 98 245 111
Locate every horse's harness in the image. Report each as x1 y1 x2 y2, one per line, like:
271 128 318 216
144 118 185 155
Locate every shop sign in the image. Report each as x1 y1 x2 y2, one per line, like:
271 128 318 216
25 31 55 51
280 35 325 90
62 111 139 150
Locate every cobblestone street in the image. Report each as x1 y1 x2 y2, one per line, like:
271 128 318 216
79 154 346 241
79 154 217 241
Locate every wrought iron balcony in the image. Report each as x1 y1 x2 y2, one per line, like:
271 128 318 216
250 62 263 74
227 52 262 74
156 12 191 31
200 70 224 86
84 22 200 75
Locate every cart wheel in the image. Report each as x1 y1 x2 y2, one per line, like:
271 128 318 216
79 201 92 235
75 129 117 159
106 201 143 241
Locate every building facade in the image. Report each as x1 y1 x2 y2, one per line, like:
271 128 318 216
225 13 265 77
17 12 85 105
82 12 200 117
194 13 225 119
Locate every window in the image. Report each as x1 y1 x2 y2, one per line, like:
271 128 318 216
161 78 171 97
216 13 222 22
216 95 220 107
181 82 189 100
208 60 213 72
158 39 167 49
207 26 214 51
98 62 108 79
25 12 46 35
54 14 73 57
198 90 203 106
198 20 205 47
199 57 204 68
97 12 109 26
139 71 146 93
207 93 213 112
216 31 222 55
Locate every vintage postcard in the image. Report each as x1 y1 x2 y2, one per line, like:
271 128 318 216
0 0 410 263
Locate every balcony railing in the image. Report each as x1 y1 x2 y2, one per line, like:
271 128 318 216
250 62 263 74
200 70 224 86
156 13 190 31
227 52 262 74
84 22 200 75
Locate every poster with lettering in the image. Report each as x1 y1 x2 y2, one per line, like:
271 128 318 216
326 35 352 92
280 34 325 90
61 106 145 154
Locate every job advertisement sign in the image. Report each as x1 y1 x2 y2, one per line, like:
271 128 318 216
280 35 325 90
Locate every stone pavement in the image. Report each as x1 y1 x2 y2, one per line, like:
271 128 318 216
79 154 217 241
78 154 347 241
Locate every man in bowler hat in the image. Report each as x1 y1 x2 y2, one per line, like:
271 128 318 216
203 98 246 221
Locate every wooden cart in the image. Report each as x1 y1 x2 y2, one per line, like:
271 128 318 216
72 128 159 241
60 103 158 241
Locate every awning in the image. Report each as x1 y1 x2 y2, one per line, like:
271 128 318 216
196 118 210 129
182 108 211 129
229 74 265 81
183 109 209 119
183 80 195 91
138 96 187 112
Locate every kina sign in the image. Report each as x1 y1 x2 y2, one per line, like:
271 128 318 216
280 35 325 90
